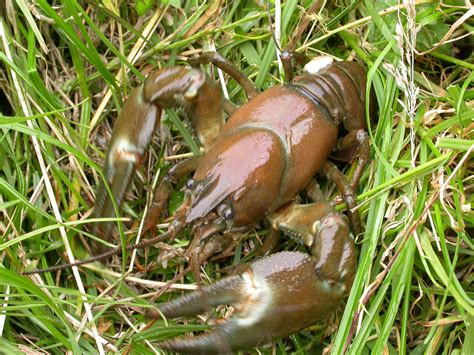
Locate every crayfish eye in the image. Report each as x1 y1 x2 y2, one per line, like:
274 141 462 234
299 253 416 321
186 178 195 190
217 203 234 220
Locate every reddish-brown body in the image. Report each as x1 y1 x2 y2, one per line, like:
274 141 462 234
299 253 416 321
190 85 339 225
59 53 374 353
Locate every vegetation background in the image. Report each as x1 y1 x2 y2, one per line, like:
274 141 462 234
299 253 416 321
0 0 472 354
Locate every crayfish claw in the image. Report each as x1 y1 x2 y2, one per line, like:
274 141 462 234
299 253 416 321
149 275 247 354
151 251 350 353
156 327 236 354
152 275 246 319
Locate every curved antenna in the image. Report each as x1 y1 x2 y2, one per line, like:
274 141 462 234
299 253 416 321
22 224 183 275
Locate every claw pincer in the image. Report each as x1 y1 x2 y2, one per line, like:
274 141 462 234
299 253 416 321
92 65 223 249
91 52 374 352
150 201 356 353
153 251 353 354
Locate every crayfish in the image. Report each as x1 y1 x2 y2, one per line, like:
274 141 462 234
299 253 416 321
28 52 376 353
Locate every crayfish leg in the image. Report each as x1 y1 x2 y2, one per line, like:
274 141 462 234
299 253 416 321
188 51 258 100
152 250 354 353
320 160 362 235
91 86 162 251
268 201 356 288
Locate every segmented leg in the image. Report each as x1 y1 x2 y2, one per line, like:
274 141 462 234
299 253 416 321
188 51 258 100
320 161 361 235
335 129 370 189
222 99 238 115
305 178 325 202
318 128 371 236
280 50 295 82
188 230 244 283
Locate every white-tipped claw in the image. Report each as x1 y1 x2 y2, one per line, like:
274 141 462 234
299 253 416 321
151 251 353 353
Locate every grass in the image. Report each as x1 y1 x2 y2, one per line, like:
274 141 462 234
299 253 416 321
0 0 473 354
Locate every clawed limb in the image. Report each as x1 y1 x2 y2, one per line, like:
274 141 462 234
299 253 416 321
91 65 223 251
149 250 352 353
151 198 356 353
188 51 259 117
92 51 259 253
91 86 163 252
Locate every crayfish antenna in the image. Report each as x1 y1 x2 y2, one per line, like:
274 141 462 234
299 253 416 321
21 247 120 275
21 206 189 275
21 229 175 275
